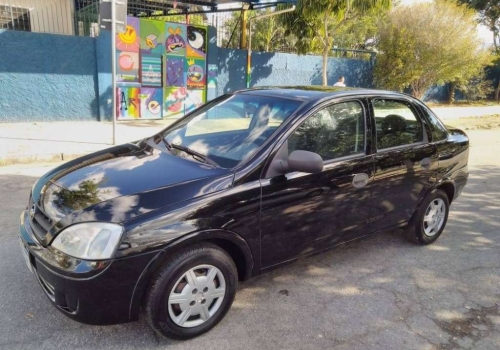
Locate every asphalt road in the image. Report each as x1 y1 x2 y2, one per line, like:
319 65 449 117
0 130 499 350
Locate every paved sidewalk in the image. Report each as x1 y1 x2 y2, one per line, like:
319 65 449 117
0 120 174 165
0 105 498 165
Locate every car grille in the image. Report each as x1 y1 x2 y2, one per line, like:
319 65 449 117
28 197 53 242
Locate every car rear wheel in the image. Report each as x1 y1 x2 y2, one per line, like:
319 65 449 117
406 189 450 245
144 243 238 339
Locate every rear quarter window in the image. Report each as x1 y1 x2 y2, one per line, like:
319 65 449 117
419 105 449 142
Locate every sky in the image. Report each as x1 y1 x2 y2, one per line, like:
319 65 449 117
400 0 494 45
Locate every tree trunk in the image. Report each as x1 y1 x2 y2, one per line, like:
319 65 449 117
495 82 500 103
448 83 456 105
322 9 329 86
322 50 328 86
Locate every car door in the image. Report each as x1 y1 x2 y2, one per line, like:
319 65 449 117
368 98 438 231
259 99 375 269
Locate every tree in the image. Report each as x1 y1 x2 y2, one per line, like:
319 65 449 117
457 0 500 101
280 0 391 86
374 1 492 99
458 0 499 49
221 9 294 52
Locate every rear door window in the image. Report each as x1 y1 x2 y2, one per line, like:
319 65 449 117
373 99 424 150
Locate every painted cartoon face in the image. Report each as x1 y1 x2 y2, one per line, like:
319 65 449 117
187 64 204 83
167 59 184 87
166 27 185 53
165 88 187 113
187 26 206 54
118 25 137 45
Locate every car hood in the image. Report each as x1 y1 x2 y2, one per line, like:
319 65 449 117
32 141 231 226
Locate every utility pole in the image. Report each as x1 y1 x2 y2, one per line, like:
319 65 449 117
111 0 117 145
240 9 248 49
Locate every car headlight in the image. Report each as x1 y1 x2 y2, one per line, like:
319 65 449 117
51 223 124 260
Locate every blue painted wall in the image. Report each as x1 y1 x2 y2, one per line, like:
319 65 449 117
0 30 99 122
95 31 112 121
217 48 374 95
1 30 374 123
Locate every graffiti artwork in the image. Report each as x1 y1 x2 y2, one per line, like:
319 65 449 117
184 89 205 114
139 88 163 119
117 17 209 119
206 64 218 101
117 86 140 119
141 54 162 87
186 26 207 59
116 17 140 53
164 87 187 118
186 58 206 89
166 57 185 87
116 51 140 84
165 24 187 57
140 19 166 55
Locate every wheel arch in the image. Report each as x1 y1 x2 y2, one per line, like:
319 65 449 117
409 180 455 226
437 181 455 204
128 229 255 321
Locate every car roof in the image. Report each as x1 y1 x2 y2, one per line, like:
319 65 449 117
236 86 412 103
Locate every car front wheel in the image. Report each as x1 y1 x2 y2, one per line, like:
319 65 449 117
406 189 450 245
144 243 238 339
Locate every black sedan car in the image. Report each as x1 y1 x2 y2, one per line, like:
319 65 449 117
19 87 469 339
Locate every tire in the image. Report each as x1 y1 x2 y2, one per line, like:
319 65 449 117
405 189 450 245
144 243 238 340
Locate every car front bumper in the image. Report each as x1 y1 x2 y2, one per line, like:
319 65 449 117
18 210 158 325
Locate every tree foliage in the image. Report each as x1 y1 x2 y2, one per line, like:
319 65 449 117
458 0 500 49
374 1 492 99
280 0 392 86
457 0 500 101
221 9 295 51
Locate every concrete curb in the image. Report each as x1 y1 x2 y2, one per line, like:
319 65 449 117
0 152 89 166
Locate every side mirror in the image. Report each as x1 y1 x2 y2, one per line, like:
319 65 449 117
288 150 323 174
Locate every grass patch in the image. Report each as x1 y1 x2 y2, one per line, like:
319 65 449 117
428 100 499 107
444 114 500 130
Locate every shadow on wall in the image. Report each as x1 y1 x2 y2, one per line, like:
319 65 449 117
0 30 99 122
309 57 374 88
217 48 374 94
218 48 274 94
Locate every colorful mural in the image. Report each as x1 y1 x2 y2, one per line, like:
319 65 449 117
186 26 207 59
164 87 187 118
185 89 205 114
140 88 163 119
186 58 206 89
116 51 140 84
117 86 140 119
116 17 209 120
140 19 166 55
165 23 187 57
207 64 218 101
116 17 140 53
141 54 162 87
166 57 185 87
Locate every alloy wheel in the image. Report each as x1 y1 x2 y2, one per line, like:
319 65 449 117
168 265 226 328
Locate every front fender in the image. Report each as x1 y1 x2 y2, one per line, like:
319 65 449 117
127 229 254 321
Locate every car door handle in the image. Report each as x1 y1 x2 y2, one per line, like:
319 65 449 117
352 173 370 188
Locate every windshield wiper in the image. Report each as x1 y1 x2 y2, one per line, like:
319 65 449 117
162 139 219 168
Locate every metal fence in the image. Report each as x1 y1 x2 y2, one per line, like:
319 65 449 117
0 1 374 60
1 0 75 35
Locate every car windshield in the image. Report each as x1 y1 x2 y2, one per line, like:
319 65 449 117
161 94 302 168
